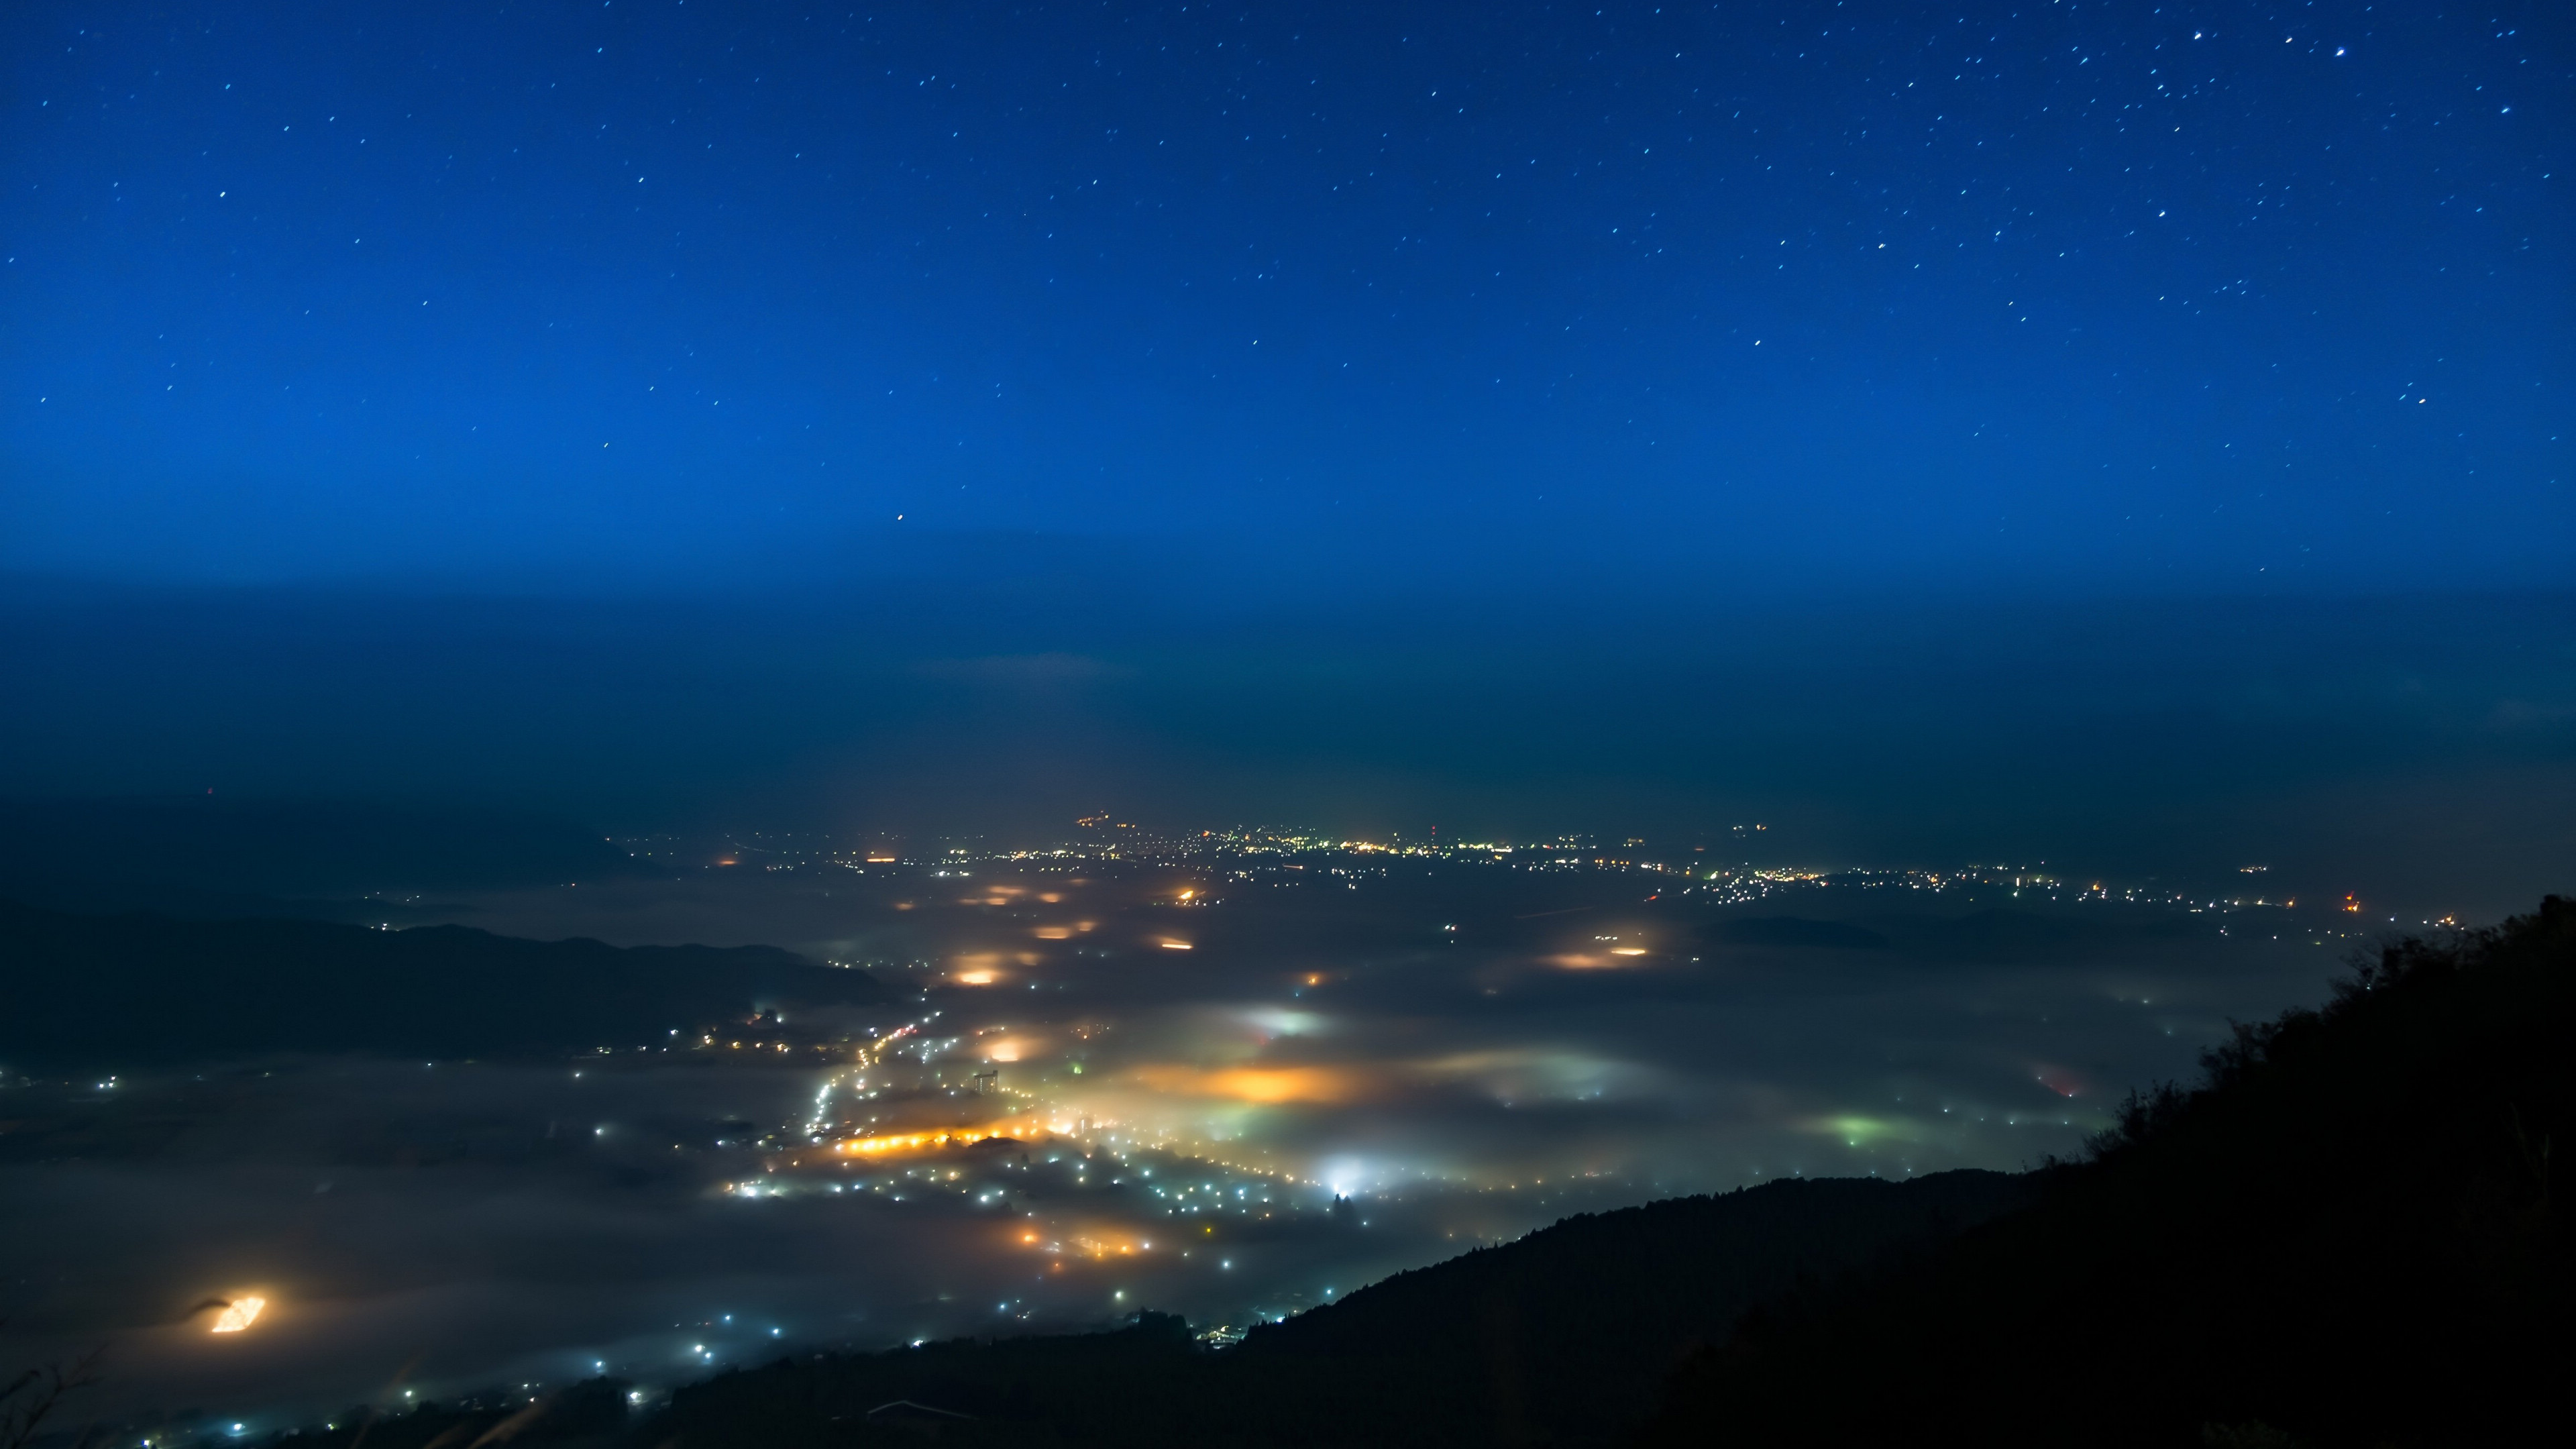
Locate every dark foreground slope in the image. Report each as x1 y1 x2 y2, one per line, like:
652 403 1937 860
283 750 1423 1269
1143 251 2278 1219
1647 896 2576 1448
1229 1168 2023 1446
618 1170 2027 1449
0 900 885 1072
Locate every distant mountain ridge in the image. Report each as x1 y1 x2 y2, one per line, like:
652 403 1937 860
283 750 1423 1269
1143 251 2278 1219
0 901 885 1072
0 796 661 918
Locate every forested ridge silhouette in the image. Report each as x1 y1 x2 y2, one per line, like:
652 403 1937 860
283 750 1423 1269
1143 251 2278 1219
0 901 883 1070
1647 895 2573 1447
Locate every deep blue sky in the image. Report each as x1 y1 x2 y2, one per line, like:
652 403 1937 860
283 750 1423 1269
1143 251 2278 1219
1 3 2571 910
3 0 2567 589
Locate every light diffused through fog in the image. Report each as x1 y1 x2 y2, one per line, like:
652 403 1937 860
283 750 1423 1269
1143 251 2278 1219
1 853 2355 1431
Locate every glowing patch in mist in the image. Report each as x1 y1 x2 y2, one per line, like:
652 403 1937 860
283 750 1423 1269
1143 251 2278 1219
1239 1008 1326 1038
1132 1064 1366 1105
211 1297 267 1334
1425 1047 1644 1102
1807 1114 1911 1147
833 1124 1024 1157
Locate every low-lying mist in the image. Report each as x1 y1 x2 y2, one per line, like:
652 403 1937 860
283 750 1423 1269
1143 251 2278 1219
2 853 2351 1432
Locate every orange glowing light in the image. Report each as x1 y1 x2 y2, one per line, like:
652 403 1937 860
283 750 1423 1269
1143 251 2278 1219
1609 948 1648 957
1159 941 1194 951
1064 1233 1151 1259
1132 1064 1365 1105
833 1122 1025 1157
210 1296 267 1334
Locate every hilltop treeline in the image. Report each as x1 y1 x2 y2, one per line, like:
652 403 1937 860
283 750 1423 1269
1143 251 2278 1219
0 902 885 1071
0 796 662 916
1647 895 2575 1446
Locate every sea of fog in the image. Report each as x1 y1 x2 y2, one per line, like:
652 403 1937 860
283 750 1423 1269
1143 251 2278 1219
0 858 2355 1434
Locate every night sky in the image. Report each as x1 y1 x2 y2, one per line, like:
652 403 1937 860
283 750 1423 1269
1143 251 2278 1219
1 2 2571 902
6 0 2566 586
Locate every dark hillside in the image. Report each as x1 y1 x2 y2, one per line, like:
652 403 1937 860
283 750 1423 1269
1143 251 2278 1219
629 1172 2027 1448
1646 896 2576 1448
270 1379 633 1449
1234 1169 2023 1446
0 901 885 1071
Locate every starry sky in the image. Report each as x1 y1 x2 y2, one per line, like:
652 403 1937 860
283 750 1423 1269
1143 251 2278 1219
3 0 2565 588
1 3 2571 898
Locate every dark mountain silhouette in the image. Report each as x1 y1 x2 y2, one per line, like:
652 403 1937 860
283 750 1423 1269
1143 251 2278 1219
264 1379 633 1449
1699 916 1890 951
1646 896 2575 1447
0 796 661 918
0 901 885 1071
578 1171 2025 1449
1223 1168 2023 1446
